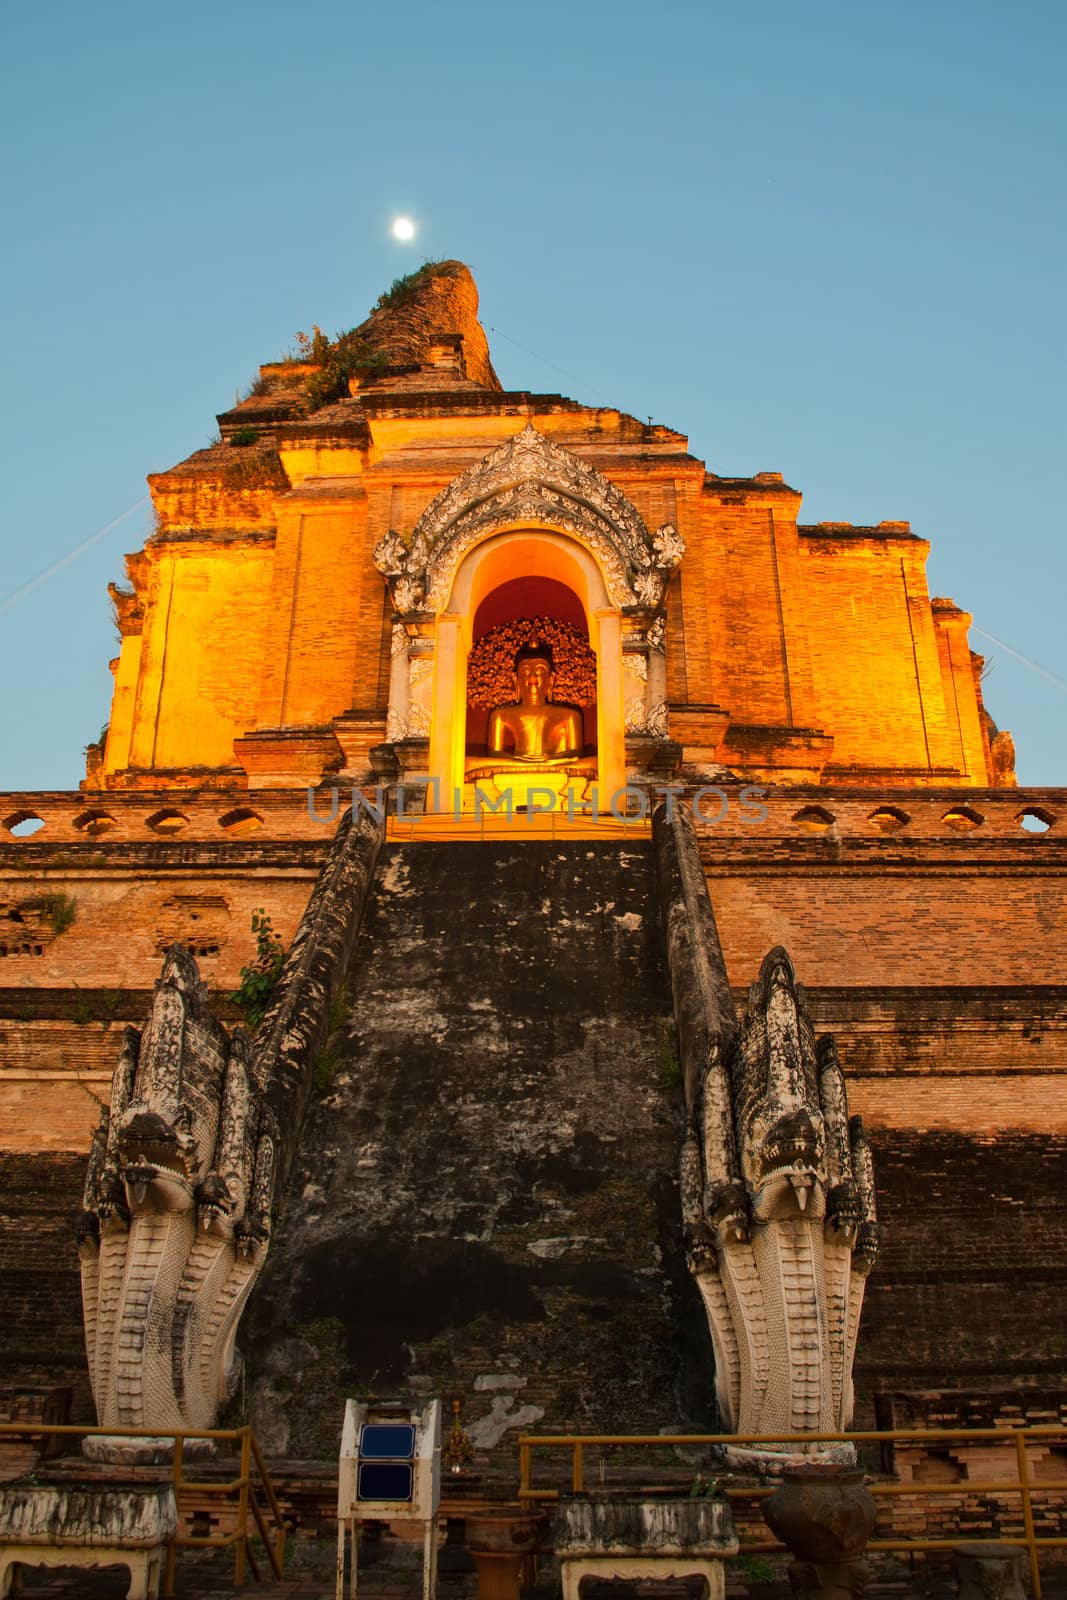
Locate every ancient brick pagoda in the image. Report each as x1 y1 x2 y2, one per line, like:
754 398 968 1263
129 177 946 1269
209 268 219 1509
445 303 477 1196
89 262 1009 798
1 262 1064 1484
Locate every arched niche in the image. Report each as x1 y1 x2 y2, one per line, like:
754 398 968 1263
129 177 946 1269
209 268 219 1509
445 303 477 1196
428 528 626 806
466 574 595 756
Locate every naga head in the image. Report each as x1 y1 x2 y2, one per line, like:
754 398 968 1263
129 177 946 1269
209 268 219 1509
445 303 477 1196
735 947 826 1222
112 945 227 1215
747 1107 824 1220
118 1103 199 1212
196 1170 241 1238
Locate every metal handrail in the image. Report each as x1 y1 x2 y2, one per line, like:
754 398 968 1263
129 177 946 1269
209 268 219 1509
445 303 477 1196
517 1425 1067 1599
385 806 651 842
0 1422 286 1596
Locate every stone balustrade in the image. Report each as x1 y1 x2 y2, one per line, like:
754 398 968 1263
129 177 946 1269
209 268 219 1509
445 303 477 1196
0 784 1061 845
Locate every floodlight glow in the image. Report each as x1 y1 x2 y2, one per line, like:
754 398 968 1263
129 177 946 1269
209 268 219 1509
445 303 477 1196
392 216 416 241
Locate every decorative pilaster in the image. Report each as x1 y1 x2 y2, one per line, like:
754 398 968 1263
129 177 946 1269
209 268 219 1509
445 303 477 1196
386 623 412 743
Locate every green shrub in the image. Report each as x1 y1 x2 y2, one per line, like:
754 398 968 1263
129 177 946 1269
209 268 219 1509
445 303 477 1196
294 326 392 411
313 1043 341 1092
230 909 285 1030
688 1473 721 1498
24 892 77 936
374 259 456 311
738 1556 775 1584
313 984 350 1091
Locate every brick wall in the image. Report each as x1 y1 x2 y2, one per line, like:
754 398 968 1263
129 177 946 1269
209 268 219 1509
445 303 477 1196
708 864 1067 988
856 1130 1067 1408
0 1152 94 1420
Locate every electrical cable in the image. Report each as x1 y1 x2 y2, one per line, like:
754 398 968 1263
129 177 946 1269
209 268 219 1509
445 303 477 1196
971 627 1067 695
485 325 587 388
0 496 149 617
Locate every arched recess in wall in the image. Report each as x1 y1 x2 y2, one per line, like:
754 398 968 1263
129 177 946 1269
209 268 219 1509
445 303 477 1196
465 574 597 758
430 528 625 802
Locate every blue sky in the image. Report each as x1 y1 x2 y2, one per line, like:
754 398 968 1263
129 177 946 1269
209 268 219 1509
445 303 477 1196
1 0 1064 788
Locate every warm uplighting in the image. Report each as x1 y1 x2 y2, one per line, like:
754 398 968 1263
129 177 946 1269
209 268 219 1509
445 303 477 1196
942 806 983 833
391 215 416 241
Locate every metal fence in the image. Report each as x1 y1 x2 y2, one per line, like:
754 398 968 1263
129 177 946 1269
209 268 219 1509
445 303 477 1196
0 1422 286 1595
517 1427 1067 1598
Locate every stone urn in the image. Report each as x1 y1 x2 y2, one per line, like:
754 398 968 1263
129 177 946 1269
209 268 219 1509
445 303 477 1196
465 1508 546 1600
762 1463 877 1600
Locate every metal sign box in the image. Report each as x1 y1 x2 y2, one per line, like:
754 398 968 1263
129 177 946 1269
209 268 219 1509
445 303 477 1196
338 1399 441 1523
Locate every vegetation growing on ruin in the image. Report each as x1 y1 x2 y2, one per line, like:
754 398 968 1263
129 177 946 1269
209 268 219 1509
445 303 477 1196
230 909 285 1030
688 1473 723 1499
292 262 461 411
658 1024 682 1090
295 326 392 411
313 985 350 1091
24 892 78 936
373 258 456 311
738 1558 776 1585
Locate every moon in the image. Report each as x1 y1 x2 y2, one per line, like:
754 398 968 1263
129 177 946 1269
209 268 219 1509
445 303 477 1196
391 216 416 242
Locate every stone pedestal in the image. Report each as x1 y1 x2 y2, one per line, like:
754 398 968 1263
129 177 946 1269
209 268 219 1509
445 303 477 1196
82 1434 215 1466
0 1483 177 1600
953 1542 1028 1600
554 1494 738 1600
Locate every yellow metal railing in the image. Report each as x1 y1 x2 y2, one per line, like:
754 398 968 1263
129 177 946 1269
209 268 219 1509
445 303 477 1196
386 808 652 842
0 1422 286 1596
517 1427 1067 1599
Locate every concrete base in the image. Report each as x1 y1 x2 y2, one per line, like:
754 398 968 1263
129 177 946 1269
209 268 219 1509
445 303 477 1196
725 1443 857 1475
0 1542 165 1600
560 1554 726 1600
82 1434 216 1466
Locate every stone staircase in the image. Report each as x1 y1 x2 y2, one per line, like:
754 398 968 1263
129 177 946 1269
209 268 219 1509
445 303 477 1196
244 839 714 1473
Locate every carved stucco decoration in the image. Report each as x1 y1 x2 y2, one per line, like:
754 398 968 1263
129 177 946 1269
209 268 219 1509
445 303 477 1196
681 946 878 1456
645 701 670 739
425 483 636 608
625 698 649 733
372 425 685 613
652 524 686 570
391 574 426 614
390 622 410 657
646 615 667 654
77 947 276 1431
374 530 408 577
626 698 671 738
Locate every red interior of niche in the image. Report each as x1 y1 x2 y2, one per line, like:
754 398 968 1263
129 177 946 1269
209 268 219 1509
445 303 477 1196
467 576 593 752
472 577 587 639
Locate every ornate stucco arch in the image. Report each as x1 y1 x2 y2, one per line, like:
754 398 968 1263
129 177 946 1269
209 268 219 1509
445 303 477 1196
373 425 683 807
373 424 685 613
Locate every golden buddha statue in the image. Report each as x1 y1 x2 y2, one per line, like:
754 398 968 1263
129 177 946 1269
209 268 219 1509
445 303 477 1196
486 640 584 765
